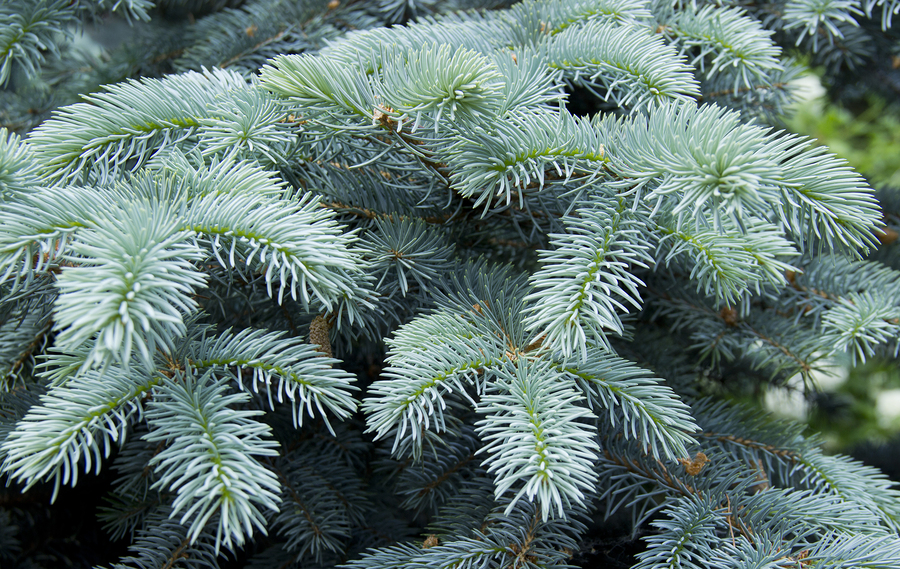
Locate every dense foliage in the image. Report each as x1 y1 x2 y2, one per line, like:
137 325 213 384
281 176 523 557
1 0 900 567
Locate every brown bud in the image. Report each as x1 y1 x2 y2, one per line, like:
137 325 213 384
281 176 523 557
720 307 738 327
678 452 710 476
878 227 898 246
422 534 439 549
310 315 333 358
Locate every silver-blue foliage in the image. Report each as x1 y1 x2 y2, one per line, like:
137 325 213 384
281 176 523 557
0 0 898 567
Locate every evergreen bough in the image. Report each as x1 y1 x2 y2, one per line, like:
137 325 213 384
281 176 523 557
1 0 900 567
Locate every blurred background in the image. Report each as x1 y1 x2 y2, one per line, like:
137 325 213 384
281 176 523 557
766 68 900 480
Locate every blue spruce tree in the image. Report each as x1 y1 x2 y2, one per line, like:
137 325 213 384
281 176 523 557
1 0 899 567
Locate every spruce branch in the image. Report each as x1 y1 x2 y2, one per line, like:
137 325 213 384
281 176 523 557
268 457 360 561
444 106 608 211
147 149 288 201
357 216 456 298
376 43 506 133
599 102 780 225
664 5 783 92
53 200 205 371
260 52 378 120
0 310 51 391
98 435 168 541
492 49 566 114
173 0 331 72
364 320 505 454
524 198 652 359
476 359 599 521
556 350 698 461
187 326 358 430
783 0 864 51
654 214 799 303
107 506 223 569
767 133 882 253
0 367 159 500
28 68 250 183
319 15 508 70
0 0 76 86
143 371 281 552
632 493 719 569
198 86 296 164
0 127 41 197
344 496 585 569
820 291 900 363
861 0 900 28
797 532 900 567
691 398 900 530
796 450 900 531
507 0 653 31
0 184 107 293
545 19 701 109
390 426 481 513
187 191 364 308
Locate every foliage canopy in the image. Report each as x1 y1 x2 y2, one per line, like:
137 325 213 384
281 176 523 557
1 0 899 567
